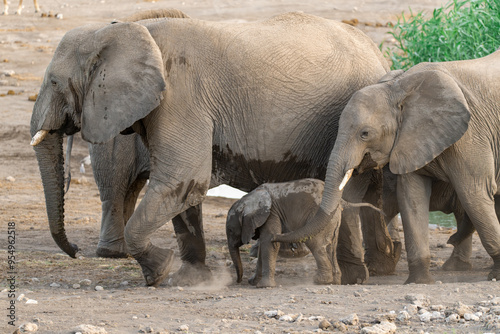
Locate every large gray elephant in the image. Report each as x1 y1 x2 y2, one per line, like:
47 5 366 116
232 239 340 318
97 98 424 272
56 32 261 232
30 11 390 286
275 50 500 283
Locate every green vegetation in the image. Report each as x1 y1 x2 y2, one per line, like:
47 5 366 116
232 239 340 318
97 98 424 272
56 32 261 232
384 0 500 70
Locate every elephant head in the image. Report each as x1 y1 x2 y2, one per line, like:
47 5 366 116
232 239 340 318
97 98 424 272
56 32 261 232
30 22 166 256
226 188 272 283
275 68 470 243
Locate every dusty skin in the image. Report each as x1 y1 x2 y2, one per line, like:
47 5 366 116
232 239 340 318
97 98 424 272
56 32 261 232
0 0 498 333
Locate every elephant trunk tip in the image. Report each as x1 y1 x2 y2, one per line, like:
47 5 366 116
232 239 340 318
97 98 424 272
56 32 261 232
51 232 79 258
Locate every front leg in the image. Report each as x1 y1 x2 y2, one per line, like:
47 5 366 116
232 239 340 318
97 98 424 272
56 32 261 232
397 173 433 284
169 204 212 286
255 215 281 288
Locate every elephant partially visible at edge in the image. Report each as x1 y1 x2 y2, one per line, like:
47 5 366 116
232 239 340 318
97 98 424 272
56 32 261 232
275 51 500 283
30 11 390 286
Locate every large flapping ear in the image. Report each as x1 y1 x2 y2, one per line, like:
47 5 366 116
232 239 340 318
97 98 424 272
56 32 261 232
389 70 470 174
241 189 272 245
81 22 165 144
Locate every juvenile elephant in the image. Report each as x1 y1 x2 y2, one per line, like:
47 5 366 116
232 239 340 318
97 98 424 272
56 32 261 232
227 179 335 288
30 11 389 286
276 50 500 283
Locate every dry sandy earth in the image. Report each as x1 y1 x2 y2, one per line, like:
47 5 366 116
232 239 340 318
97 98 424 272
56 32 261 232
1 0 499 333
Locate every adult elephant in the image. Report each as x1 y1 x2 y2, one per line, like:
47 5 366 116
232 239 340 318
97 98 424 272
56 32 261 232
275 51 500 283
30 11 389 286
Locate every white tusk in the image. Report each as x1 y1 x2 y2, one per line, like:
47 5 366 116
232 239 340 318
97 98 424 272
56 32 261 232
339 169 354 191
30 130 49 146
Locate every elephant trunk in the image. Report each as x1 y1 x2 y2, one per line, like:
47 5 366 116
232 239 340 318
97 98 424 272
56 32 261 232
33 131 79 257
228 244 243 283
273 144 348 244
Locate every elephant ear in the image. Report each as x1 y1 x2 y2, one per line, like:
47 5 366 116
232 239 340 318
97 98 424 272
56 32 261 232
389 70 471 174
81 22 165 144
378 69 404 83
241 189 272 245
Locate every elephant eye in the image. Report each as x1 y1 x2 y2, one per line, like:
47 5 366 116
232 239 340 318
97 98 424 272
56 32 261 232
360 130 369 140
51 80 57 86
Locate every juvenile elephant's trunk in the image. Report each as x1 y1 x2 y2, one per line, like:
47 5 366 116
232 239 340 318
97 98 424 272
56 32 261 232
33 132 79 257
229 245 243 283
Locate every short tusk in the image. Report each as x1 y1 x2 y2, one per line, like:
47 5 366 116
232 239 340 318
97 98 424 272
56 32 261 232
339 169 354 191
30 130 49 146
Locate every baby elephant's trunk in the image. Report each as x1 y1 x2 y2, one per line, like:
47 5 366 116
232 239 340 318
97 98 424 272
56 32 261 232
229 246 243 283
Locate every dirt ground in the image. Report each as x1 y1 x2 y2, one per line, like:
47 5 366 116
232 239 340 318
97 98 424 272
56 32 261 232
1 0 499 333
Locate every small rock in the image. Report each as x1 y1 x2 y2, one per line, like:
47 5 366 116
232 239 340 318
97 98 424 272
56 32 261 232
331 321 347 331
279 314 295 322
80 279 92 286
31 278 40 283
25 299 38 305
6 176 15 182
430 305 445 311
341 313 359 325
445 313 460 323
138 327 154 333
73 324 107 334
19 322 38 332
452 302 473 317
418 312 431 322
178 324 189 331
264 310 284 318
73 284 81 289
397 311 410 322
120 281 128 286
464 313 480 321
49 282 60 288
361 321 397 334
56 13 63 19
318 319 332 330
7 89 15 95
17 294 26 301
3 70 15 76
405 294 430 307
28 94 38 101
403 304 418 315
94 286 104 291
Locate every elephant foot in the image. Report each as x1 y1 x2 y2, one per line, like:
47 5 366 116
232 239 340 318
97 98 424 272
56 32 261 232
442 256 473 271
96 239 128 258
339 261 368 285
96 247 129 259
366 241 402 276
256 277 276 288
136 245 175 287
405 259 433 284
248 273 261 286
488 268 500 281
314 271 336 285
169 262 212 287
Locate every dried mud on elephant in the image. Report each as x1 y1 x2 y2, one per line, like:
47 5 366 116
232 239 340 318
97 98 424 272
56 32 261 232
1 0 499 333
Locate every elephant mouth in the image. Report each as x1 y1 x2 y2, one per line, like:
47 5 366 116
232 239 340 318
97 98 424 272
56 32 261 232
354 152 379 175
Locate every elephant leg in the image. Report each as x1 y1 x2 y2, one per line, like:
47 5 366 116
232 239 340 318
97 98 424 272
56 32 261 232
256 215 281 288
338 208 368 284
362 168 401 276
248 246 263 286
454 188 500 280
442 211 473 271
124 178 208 286
337 172 371 284
307 235 336 285
96 175 148 258
169 204 212 286
397 173 433 284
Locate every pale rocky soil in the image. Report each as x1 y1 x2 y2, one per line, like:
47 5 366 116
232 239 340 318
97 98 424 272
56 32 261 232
1 0 499 333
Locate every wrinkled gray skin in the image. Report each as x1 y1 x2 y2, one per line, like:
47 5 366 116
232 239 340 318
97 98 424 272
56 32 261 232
30 11 389 286
227 179 337 288
276 51 500 283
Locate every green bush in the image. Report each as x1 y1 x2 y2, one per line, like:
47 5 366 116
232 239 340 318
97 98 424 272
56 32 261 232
384 0 500 70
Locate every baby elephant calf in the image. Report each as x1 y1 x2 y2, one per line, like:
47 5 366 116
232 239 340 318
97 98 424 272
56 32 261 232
226 179 336 288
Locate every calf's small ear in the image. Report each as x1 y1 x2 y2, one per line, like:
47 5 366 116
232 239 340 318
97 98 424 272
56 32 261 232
241 189 272 245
